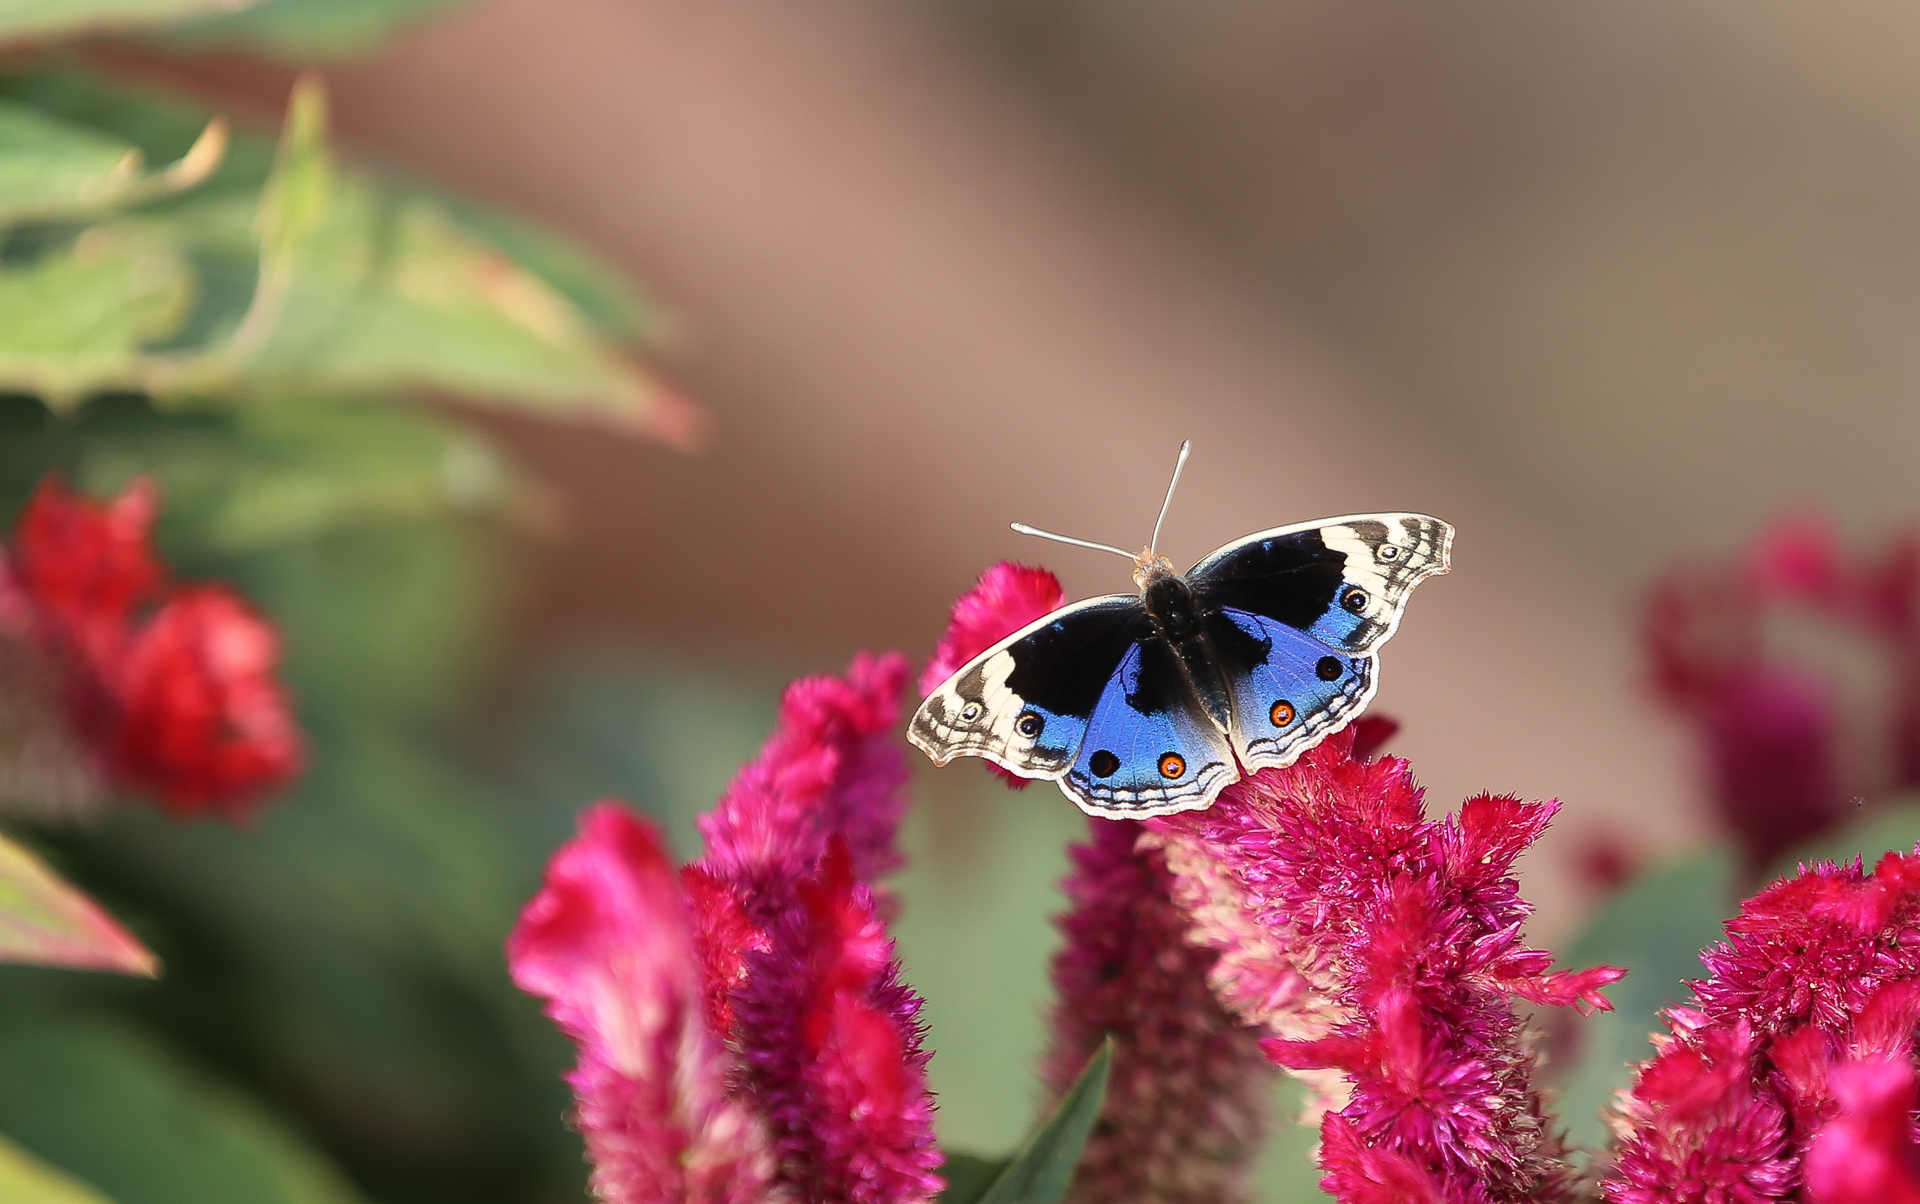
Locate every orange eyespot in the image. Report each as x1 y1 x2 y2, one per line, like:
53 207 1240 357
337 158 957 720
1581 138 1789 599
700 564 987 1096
1270 700 1296 727
1159 753 1186 779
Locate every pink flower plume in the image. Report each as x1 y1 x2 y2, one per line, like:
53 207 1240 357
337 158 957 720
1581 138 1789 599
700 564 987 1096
688 653 941 1204
1041 817 1275 1204
508 802 781 1204
1142 731 1621 1204
1605 851 1920 1202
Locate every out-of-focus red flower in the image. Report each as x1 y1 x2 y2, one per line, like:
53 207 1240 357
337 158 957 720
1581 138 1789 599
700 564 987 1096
2 476 300 820
1143 733 1622 1204
919 562 1065 790
1645 513 1920 868
105 587 302 820
9 475 162 666
1804 1057 1920 1204
1041 817 1275 1204
508 803 783 1204
1605 852 1920 1202
687 652 942 1204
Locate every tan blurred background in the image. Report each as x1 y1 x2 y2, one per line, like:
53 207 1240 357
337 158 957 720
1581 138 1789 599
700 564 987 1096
263 0 1920 932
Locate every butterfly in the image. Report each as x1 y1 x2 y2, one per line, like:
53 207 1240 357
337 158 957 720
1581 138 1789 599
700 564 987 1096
908 443 1452 819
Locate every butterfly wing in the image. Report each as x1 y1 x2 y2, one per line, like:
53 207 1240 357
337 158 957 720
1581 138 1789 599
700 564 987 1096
909 594 1147 781
1187 513 1452 654
1060 640 1238 818
1208 607 1376 772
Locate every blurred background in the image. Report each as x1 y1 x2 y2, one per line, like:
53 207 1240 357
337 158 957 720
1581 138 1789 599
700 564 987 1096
7 0 1920 1201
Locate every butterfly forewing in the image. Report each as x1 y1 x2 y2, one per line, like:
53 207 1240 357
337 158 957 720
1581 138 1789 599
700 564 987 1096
1187 514 1452 655
908 595 1146 780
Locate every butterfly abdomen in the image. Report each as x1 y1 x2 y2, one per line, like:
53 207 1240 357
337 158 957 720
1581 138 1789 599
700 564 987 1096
1141 572 1235 733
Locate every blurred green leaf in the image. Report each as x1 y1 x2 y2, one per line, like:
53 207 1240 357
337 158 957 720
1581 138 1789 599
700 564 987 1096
1551 849 1739 1152
0 832 156 976
938 1153 1010 1204
0 0 262 44
0 223 194 407
0 1133 114 1204
0 103 226 225
977 1038 1111 1204
164 0 471 60
0 1013 365 1204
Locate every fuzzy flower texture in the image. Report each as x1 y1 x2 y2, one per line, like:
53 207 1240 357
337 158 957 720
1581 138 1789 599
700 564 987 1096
516 550 1920 1204
0 475 301 819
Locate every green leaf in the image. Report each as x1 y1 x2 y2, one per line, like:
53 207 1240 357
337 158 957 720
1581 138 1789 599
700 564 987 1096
0 102 226 225
976 1038 1111 1204
1551 849 1738 1151
938 1153 1010 1204
163 0 471 60
0 1013 366 1204
0 223 195 408
0 832 156 976
0 1133 114 1204
0 0 263 44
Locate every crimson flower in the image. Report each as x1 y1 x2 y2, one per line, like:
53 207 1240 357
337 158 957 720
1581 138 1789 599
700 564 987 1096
1645 513 1920 868
512 654 941 1204
1145 738 1622 1204
1 475 301 819
1604 851 1920 1202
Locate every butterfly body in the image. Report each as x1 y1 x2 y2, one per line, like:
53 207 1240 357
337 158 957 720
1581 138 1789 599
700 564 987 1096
910 513 1452 819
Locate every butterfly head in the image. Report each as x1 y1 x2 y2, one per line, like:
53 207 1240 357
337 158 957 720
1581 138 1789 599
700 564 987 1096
1132 547 1176 591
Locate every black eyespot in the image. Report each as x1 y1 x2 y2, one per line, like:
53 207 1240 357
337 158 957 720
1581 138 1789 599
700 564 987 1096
959 701 984 723
1090 750 1120 778
1316 656 1344 682
1342 587 1369 614
1380 545 1399 560
1016 712 1044 739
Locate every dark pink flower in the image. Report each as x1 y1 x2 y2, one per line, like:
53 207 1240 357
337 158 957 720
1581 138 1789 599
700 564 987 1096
919 562 1065 790
2 475 301 819
1645 513 1920 867
1604 852 1920 1202
688 653 942 1204
1804 1058 1920 1204
1041 817 1275 1204
508 802 782 1204
1142 732 1621 1204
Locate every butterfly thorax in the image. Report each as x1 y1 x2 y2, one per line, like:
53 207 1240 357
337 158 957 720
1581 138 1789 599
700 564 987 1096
1136 558 1236 735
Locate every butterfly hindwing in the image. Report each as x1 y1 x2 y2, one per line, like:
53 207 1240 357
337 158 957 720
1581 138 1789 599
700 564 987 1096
1210 607 1376 772
1188 513 1452 654
908 595 1146 780
1061 640 1237 818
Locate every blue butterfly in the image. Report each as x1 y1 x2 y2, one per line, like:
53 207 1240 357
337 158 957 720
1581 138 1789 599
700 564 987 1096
908 444 1452 818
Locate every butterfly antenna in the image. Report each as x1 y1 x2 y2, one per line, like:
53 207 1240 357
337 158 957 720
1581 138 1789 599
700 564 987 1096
1149 439 1192 552
1010 522 1135 560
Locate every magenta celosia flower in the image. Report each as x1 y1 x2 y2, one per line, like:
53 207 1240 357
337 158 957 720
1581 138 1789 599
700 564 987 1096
1604 851 1920 1203
1645 513 1920 867
1041 817 1275 1204
1142 733 1622 1204
928 561 1279 1202
687 652 942 1204
508 803 782 1204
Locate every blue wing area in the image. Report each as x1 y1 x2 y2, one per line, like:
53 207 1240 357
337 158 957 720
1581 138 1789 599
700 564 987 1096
1061 641 1237 818
1212 607 1375 771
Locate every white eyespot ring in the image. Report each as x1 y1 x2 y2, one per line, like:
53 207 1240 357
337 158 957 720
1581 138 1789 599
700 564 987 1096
1379 544 1400 561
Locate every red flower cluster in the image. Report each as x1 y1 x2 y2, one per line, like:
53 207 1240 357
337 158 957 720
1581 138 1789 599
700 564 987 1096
1 476 301 819
1645 514 1920 867
510 655 941 1204
1607 851 1920 1203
